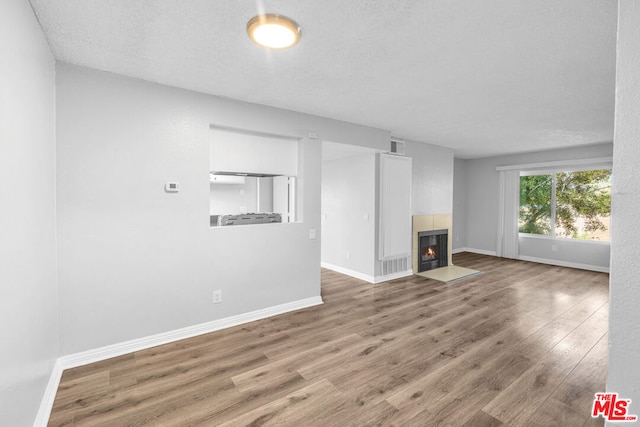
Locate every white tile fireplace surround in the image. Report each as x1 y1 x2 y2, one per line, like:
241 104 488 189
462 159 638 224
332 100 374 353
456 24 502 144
412 214 453 274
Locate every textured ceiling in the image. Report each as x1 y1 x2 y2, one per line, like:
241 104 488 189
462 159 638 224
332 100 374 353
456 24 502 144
30 0 617 158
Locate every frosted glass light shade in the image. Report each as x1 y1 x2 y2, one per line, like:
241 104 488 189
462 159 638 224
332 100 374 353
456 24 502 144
247 14 301 49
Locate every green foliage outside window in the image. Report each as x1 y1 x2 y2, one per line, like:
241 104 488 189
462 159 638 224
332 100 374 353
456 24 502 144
519 170 611 240
519 175 552 235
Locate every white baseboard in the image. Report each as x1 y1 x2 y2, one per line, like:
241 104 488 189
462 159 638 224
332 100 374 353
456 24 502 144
452 248 609 273
518 255 609 273
321 262 375 283
34 296 323 426
452 247 498 256
373 270 413 283
59 296 323 369
33 359 63 427
321 262 413 284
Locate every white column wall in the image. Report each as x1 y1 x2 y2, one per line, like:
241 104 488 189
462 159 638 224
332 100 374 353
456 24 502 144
607 1 640 420
0 1 58 425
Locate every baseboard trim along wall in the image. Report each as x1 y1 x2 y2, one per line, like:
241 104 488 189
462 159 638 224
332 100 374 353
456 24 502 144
451 248 609 273
34 296 323 426
34 359 63 427
373 270 413 283
518 255 610 273
321 262 375 283
452 247 498 256
321 262 413 284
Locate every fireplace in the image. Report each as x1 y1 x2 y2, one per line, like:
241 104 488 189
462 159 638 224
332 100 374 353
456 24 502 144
418 229 448 272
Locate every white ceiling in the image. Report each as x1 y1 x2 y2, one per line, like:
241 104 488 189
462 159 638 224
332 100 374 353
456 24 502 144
30 0 617 158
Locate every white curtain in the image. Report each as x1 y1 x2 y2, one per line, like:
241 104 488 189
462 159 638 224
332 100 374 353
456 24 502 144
496 169 519 259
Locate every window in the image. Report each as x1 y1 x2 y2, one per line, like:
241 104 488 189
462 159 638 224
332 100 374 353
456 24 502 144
519 169 611 241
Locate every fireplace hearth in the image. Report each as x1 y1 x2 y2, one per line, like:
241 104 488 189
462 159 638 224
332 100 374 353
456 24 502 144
418 229 448 272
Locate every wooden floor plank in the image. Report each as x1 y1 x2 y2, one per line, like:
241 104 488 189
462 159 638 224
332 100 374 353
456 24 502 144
483 304 608 425
551 333 608 416
48 253 609 426
217 379 347 427
461 410 504 427
523 397 589 427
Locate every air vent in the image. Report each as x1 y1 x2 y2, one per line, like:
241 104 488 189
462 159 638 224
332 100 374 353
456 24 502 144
390 139 405 155
381 256 410 275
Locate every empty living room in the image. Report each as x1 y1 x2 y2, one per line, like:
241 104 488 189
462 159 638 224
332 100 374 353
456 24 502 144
3 1 640 426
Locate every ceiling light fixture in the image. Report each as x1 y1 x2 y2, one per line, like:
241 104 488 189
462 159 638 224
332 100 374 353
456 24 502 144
246 14 301 49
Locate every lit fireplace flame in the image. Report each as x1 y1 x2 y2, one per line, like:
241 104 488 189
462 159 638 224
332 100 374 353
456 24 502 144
423 246 437 260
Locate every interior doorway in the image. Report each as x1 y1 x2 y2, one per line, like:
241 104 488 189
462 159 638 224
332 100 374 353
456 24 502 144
320 141 384 282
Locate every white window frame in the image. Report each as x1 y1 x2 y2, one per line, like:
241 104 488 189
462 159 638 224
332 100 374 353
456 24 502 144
518 164 612 243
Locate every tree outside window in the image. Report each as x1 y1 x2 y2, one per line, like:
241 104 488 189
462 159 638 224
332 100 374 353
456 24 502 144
519 169 611 241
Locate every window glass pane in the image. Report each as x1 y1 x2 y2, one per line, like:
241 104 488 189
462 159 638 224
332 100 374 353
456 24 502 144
555 170 611 241
519 175 552 235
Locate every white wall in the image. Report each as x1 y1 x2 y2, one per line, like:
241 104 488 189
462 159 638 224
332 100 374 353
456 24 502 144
55 63 391 355
210 178 258 215
608 0 640 418
0 1 58 425
404 140 454 216
453 158 468 250
518 235 610 271
321 153 376 278
459 143 613 269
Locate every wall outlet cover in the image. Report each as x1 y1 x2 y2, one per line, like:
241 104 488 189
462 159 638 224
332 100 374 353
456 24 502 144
213 290 222 304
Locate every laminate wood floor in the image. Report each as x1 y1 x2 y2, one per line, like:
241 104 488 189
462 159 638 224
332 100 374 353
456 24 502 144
49 253 609 426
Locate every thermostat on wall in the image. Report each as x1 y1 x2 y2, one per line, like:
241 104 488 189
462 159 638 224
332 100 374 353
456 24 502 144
165 182 180 193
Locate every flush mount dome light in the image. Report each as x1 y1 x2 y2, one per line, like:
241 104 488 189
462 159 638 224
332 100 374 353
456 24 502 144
247 14 301 49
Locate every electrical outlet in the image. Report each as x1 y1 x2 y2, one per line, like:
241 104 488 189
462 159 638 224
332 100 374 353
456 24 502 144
213 290 222 304
346 251 351 259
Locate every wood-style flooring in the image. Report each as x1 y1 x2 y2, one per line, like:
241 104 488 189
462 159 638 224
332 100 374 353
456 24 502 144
49 253 609 426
